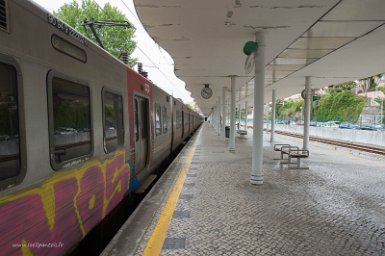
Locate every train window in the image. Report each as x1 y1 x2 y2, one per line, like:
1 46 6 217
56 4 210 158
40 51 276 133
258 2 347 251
140 99 148 139
176 110 182 128
178 110 182 128
162 106 168 133
103 90 124 153
175 110 179 128
0 62 20 181
51 35 87 63
48 76 92 169
134 98 139 141
155 103 162 136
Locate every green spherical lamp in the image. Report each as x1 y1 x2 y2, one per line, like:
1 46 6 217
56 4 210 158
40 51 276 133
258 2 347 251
243 41 258 56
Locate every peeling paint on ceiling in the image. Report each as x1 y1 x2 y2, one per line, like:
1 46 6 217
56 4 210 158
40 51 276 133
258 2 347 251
242 25 291 30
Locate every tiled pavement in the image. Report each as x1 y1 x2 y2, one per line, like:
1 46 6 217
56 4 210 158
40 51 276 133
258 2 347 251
116 122 385 256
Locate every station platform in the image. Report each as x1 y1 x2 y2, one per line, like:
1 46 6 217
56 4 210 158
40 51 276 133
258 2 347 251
102 122 385 256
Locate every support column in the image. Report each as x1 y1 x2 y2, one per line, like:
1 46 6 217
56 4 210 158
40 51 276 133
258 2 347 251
303 76 311 150
237 104 241 130
270 89 276 143
209 109 213 127
244 84 248 129
250 32 265 185
238 90 241 130
229 76 236 153
217 96 221 136
222 87 227 140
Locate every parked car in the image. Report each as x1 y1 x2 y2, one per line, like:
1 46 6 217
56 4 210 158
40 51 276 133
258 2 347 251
54 127 78 135
359 125 377 131
338 123 358 129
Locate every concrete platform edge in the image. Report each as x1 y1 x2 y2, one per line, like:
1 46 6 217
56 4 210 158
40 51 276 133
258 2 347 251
101 127 201 256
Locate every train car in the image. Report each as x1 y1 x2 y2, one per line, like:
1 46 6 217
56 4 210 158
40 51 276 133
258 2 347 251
0 0 202 255
171 98 186 152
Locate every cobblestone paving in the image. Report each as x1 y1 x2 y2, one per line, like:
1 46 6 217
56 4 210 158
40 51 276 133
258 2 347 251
141 123 385 256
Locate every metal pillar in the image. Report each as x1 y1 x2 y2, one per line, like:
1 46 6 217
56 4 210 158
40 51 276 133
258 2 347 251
229 76 236 153
244 84 248 129
380 99 384 127
222 87 227 140
238 90 241 130
217 96 221 136
210 111 213 125
303 76 311 150
250 32 265 185
237 104 241 130
270 89 276 142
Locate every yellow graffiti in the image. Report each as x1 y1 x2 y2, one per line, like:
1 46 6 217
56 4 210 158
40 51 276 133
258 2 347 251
101 158 125 216
0 149 131 238
21 240 33 256
89 195 96 210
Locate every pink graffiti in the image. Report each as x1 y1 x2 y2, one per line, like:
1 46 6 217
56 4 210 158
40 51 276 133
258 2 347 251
0 153 130 255
104 154 130 215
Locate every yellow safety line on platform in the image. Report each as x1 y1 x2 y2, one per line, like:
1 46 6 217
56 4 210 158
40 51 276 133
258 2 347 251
143 144 196 256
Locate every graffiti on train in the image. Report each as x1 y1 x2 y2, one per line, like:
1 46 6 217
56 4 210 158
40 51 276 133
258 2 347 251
0 150 130 255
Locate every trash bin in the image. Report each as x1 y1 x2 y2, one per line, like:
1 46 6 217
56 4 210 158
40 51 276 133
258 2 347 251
225 126 230 138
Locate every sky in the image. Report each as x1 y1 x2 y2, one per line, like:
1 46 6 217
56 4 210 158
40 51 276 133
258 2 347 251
31 0 194 104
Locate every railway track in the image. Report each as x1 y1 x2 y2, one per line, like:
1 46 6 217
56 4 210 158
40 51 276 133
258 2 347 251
274 130 385 156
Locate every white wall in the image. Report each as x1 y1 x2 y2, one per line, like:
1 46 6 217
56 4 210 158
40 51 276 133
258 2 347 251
275 124 385 147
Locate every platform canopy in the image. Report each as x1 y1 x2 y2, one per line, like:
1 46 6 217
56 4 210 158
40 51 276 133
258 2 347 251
133 0 385 115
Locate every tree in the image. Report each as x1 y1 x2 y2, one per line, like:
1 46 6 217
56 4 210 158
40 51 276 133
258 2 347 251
312 90 365 123
276 99 304 122
54 0 136 66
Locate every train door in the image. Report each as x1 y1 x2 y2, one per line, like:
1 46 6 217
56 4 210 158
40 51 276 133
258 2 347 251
134 96 149 172
181 110 184 138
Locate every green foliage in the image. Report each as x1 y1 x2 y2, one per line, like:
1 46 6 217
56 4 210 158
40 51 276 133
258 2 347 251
312 91 365 123
275 75 384 124
326 81 356 94
54 100 90 129
276 99 304 120
275 89 365 124
54 0 136 66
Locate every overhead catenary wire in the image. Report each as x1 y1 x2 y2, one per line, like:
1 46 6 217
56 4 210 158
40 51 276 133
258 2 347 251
116 0 191 100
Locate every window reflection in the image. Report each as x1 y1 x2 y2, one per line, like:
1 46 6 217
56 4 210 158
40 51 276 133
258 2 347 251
0 62 20 180
51 77 91 165
155 104 162 136
162 107 167 133
103 91 124 153
134 99 139 141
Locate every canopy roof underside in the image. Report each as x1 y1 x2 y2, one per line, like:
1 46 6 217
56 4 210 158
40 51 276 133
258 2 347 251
133 0 385 115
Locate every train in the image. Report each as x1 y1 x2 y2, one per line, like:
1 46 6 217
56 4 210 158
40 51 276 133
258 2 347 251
0 0 202 255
